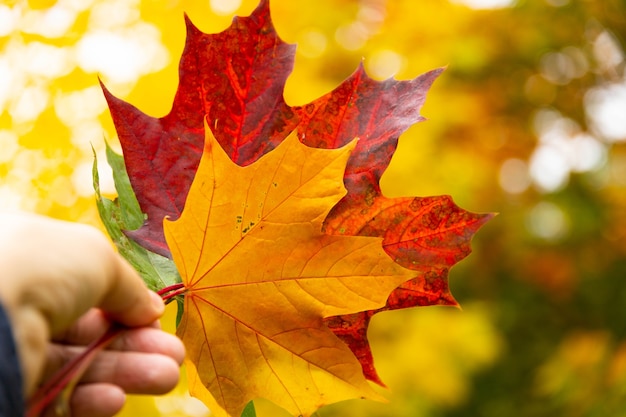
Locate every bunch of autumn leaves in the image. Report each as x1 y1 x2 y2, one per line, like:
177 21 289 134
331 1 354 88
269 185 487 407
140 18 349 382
94 1 491 416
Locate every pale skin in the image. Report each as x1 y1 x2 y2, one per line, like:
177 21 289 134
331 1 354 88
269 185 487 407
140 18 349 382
0 213 185 417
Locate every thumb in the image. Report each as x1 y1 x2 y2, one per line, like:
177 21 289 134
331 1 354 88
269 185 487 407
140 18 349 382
97 252 165 327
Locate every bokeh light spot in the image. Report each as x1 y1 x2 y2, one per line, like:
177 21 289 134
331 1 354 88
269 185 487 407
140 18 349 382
75 23 169 85
499 158 531 194
0 130 19 164
10 149 49 183
0 5 18 37
529 145 569 192
335 22 368 51
540 47 588 85
585 83 626 142
297 29 328 58
529 110 607 193
50 175 79 207
21 4 77 38
568 133 606 172
210 0 242 15
89 0 140 29
526 201 569 241
0 186 24 211
592 30 624 72
54 86 107 127
23 42 73 79
72 156 114 197
366 49 405 79
0 58 15 113
9 86 49 124
68 121 105 153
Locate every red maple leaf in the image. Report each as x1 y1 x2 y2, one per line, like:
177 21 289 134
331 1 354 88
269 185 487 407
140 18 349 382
102 0 492 386
101 0 296 256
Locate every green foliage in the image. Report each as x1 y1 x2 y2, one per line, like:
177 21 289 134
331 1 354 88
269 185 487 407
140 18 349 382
92 144 181 293
241 402 256 417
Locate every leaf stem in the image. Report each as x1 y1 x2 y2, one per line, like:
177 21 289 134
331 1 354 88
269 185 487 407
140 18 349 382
157 282 186 296
26 324 123 417
162 287 187 303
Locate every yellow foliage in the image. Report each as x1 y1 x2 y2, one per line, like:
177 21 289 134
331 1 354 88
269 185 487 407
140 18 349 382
1 1 514 416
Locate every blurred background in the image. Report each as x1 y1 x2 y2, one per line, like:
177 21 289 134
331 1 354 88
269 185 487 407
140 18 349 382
1 0 626 416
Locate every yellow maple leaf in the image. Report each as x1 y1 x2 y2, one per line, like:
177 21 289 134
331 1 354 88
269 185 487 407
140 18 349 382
163 122 415 417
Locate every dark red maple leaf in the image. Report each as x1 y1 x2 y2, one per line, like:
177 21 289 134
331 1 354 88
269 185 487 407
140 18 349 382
102 0 296 256
289 61 492 383
102 0 492 386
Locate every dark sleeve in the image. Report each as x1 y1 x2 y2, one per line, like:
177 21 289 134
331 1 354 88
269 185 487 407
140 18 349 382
0 302 25 417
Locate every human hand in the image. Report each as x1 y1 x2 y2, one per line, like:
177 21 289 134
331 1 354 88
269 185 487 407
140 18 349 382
0 213 185 417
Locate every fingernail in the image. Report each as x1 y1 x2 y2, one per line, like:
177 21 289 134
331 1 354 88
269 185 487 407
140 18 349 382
150 290 165 315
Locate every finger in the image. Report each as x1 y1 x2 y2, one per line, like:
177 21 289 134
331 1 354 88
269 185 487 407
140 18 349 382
57 224 165 328
79 350 181 394
109 327 185 366
51 309 109 344
52 309 161 346
0 214 164 332
41 348 180 396
43 328 185 382
97 257 166 328
42 383 126 417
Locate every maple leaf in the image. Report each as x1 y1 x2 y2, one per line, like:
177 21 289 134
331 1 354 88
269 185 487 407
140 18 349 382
164 124 415 417
100 0 493 404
